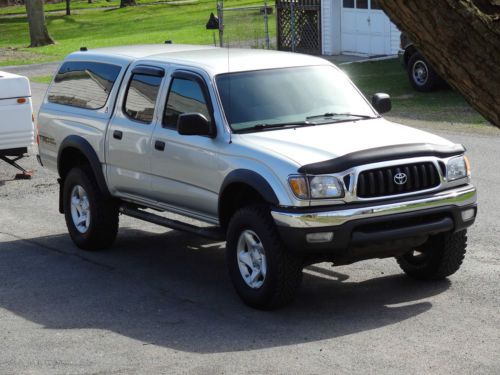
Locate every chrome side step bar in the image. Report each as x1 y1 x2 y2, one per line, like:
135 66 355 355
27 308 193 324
119 204 225 241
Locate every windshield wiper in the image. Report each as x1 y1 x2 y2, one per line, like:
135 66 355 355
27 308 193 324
306 113 378 121
235 121 311 133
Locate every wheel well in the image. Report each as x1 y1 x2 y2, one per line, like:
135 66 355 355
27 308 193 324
219 183 267 230
404 45 418 67
58 147 91 181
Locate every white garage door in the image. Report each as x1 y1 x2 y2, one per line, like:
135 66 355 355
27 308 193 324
341 0 392 56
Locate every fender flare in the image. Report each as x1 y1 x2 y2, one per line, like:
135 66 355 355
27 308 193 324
57 135 110 196
219 169 279 212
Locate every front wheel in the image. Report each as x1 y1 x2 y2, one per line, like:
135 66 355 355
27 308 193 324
397 230 467 280
63 166 119 250
226 205 303 309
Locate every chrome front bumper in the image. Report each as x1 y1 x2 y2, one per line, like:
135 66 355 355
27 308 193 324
271 184 477 229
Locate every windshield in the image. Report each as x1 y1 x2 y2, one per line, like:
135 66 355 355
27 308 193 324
215 66 377 133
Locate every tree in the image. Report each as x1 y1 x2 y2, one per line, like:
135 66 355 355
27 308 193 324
25 0 55 47
66 0 71 16
378 0 500 127
120 0 136 7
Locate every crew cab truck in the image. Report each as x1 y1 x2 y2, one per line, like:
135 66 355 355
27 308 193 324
37 45 477 309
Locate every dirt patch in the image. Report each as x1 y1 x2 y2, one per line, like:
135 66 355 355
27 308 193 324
0 47 45 64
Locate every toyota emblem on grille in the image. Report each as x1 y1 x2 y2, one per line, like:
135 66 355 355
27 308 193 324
394 172 408 185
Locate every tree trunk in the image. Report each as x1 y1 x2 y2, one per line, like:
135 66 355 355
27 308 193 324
25 0 55 47
120 0 136 7
66 0 71 16
378 0 500 127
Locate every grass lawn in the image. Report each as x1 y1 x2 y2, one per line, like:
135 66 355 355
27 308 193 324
30 75 53 84
0 0 273 66
341 59 487 125
0 0 194 16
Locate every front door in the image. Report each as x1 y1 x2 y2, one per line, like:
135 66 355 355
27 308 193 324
149 69 219 223
341 0 391 56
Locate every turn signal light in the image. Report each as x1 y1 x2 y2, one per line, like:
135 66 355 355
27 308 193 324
17 97 27 104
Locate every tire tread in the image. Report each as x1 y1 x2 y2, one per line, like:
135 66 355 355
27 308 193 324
397 230 467 280
226 205 302 309
64 165 119 250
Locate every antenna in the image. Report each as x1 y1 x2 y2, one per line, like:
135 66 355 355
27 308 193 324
218 0 231 144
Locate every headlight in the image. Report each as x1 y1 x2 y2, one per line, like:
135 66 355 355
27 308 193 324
310 176 343 198
447 155 470 181
288 175 344 199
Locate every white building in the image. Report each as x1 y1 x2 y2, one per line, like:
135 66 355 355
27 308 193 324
321 0 401 56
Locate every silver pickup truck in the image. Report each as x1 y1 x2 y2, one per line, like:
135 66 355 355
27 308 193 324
37 45 477 309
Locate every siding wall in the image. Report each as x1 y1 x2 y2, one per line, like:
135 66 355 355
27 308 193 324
321 0 401 56
321 0 341 55
390 22 401 55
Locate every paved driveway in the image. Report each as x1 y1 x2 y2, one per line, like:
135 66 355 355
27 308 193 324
0 80 498 374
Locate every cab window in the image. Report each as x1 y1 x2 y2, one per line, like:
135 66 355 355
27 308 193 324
48 61 121 110
163 77 211 129
123 73 162 124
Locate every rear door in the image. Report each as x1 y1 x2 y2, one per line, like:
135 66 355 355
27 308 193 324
105 64 165 200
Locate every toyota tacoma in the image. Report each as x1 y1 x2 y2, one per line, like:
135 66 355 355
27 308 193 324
37 45 477 309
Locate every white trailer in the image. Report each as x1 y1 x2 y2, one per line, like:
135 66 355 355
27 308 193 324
0 71 35 178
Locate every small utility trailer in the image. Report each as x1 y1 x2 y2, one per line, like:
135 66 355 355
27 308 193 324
0 71 35 179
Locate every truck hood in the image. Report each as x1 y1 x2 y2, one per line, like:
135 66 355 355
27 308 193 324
235 118 455 167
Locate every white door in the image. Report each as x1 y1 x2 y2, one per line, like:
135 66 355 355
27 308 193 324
341 0 392 56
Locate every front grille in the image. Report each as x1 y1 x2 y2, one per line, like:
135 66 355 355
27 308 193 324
356 162 440 198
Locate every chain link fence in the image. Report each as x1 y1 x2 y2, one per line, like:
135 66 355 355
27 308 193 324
216 2 276 49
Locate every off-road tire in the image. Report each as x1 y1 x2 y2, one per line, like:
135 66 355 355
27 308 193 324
226 205 303 309
397 230 467 280
407 52 442 92
63 166 119 250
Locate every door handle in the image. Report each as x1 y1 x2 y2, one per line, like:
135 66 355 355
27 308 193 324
113 130 123 140
154 140 166 151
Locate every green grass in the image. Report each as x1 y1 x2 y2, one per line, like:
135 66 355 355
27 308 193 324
0 0 271 65
0 0 118 15
30 75 53 84
341 59 487 125
0 0 187 16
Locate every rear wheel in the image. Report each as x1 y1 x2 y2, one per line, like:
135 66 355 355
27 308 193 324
63 166 119 250
407 52 442 92
226 205 303 309
397 230 467 280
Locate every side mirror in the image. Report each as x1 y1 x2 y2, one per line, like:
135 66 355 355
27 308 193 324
177 113 215 137
372 93 392 114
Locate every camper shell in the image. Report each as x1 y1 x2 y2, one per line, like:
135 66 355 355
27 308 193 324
0 71 34 176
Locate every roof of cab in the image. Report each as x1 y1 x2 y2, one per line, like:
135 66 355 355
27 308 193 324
66 44 333 75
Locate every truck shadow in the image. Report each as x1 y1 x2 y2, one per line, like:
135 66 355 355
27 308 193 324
0 228 450 353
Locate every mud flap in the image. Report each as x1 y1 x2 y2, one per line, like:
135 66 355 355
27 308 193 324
58 178 64 214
